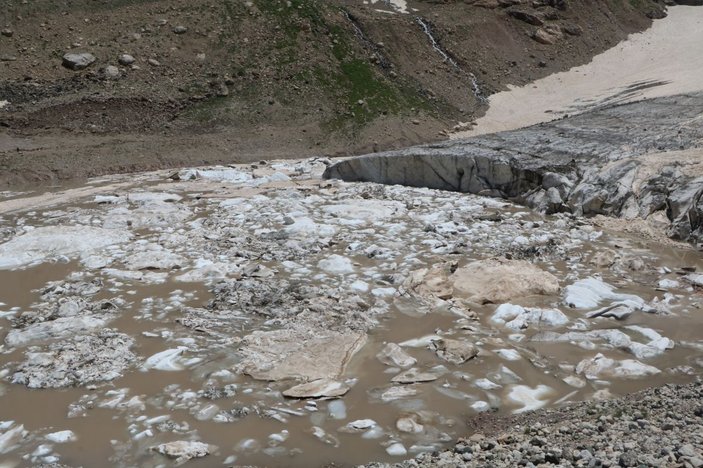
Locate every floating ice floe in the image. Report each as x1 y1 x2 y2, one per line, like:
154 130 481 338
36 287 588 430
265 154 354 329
282 379 350 398
178 167 253 183
399 335 442 348
380 386 419 402
683 273 703 287
328 400 347 420
103 268 169 284
392 367 442 384
45 430 77 444
563 277 644 309
396 416 423 433
175 258 240 282
386 442 408 456
141 347 193 372
311 426 339 447
5 316 109 348
284 217 337 237
340 419 377 433
531 328 674 360
377 343 417 368
123 246 186 270
317 255 354 274
322 200 406 225
0 226 130 270
474 378 501 390
127 191 182 204
491 304 568 330
150 440 212 464
507 384 553 413
658 279 681 289
576 353 661 379
494 349 522 361
0 423 26 454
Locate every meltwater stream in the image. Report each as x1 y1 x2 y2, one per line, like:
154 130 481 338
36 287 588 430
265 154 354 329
0 159 702 466
415 17 485 102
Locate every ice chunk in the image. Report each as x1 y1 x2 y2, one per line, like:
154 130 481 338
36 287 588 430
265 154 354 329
0 226 130 270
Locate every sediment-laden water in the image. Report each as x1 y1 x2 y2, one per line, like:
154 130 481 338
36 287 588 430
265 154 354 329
0 158 702 466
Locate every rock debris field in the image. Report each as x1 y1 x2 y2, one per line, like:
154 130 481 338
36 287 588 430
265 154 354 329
0 158 703 466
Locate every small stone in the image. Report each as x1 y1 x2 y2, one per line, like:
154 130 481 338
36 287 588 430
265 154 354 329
172 25 188 34
148 58 161 67
118 54 135 66
619 451 638 467
533 28 558 45
679 444 698 458
62 52 96 70
1 29 13 37
104 65 120 79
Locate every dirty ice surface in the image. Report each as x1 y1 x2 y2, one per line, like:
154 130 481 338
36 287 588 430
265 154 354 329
1 158 703 466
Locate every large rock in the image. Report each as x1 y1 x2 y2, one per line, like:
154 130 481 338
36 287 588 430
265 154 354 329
402 264 453 299
450 258 559 304
323 93 703 245
430 338 479 364
62 52 96 70
236 326 366 381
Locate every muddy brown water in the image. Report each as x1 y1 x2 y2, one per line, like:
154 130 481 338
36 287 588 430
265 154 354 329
1 166 703 467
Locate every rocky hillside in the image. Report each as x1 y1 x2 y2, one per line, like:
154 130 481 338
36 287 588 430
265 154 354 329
0 0 667 185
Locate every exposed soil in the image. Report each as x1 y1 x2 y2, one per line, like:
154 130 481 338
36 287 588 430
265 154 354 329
0 0 666 187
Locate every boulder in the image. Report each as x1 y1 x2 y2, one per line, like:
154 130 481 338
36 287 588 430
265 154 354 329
236 327 366 381
451 258 559 304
